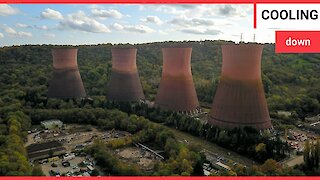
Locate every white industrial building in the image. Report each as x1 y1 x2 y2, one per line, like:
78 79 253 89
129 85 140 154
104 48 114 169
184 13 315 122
41 119 63 129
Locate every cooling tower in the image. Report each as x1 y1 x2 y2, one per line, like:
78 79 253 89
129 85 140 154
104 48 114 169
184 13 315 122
107 48 145 101
208 44 272 130
155 48 199 113
47 48 86 98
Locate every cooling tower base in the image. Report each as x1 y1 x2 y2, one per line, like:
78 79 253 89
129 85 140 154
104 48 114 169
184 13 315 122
107 70 145 101
208 116 272 130
177 107 202 115
208 77 272 130
48 68 86 99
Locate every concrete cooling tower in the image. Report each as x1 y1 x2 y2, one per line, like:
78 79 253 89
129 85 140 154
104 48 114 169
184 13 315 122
208 44 272 130
155 48 200 114
107 48 145 101
47 48 86 98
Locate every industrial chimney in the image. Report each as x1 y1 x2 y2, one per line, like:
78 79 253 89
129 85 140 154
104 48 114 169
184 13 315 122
47 48 86 98
155 48 200 114
107 48 145 101
208 44 272 130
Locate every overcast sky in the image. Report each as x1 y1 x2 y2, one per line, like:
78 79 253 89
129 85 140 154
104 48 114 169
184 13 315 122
0 4 275 46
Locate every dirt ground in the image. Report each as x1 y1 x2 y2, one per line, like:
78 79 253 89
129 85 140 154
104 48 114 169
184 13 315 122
285 155 304 167
118 147 143 158
117 147 159 169
138 158 154 167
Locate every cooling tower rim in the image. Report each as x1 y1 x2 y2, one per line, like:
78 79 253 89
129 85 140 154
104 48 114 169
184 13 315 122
208 116 272 130
209 115 271 125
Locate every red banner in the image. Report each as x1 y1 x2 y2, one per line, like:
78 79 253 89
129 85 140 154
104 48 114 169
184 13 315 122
276 31 320 53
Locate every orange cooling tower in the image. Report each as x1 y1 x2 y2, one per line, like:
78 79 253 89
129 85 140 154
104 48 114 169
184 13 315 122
155 48 199 114
208 44 272 130
47 48 86 98
107 48 145 101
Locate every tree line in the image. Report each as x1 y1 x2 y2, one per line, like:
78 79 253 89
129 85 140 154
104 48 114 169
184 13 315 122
0 109 43 175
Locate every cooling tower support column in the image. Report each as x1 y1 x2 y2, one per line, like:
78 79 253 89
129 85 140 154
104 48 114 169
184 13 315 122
47 48 86 98
107 48 145 101
208 44 272 130
155 48 199 113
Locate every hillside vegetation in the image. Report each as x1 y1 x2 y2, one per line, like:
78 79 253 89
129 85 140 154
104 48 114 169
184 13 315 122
1 41 319 121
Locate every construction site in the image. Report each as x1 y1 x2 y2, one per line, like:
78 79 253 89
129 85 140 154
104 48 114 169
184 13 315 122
25 124 163 176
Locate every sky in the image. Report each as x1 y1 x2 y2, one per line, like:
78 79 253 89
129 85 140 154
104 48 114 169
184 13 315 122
0 4 275 46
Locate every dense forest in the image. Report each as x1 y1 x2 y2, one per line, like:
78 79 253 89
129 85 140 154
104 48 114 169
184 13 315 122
0 40 319 176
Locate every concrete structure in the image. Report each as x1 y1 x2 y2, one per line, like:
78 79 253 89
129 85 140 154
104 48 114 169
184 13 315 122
155 48 199 114
41 119 63 129
305 114 320 122
208 44 272 130
27 140 66 161
277 111 292 117
215 162 231 171
48 48 86 98
107 48 145 101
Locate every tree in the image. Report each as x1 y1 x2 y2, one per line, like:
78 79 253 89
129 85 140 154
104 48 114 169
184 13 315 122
32 165 44 176
259 159 282 175
304 140 320 171
255 143 267 161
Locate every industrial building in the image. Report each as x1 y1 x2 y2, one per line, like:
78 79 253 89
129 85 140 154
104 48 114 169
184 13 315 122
107 48 145 101
27 140 66 161
208 44 272 130
47 48 86 98
41 119 63 129
155 47 200 114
